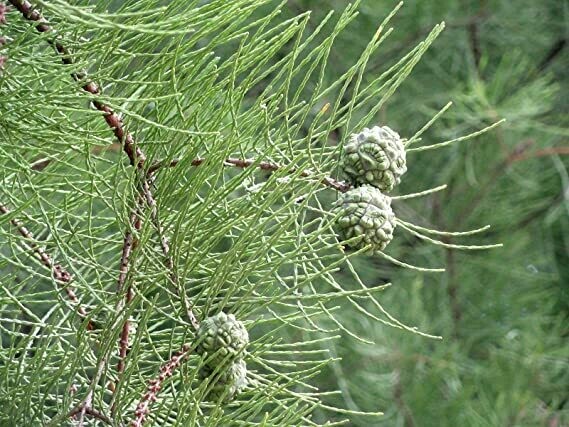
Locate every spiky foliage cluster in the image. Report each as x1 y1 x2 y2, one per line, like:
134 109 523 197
341 126 407 191
0 0 506 426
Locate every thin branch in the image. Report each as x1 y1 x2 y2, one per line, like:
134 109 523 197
141 179 200 330
467 21 481 71
464 0 488 72
445 246 461 339
30 144 123 172
150 156 353 193
538 37 567 71
0 203 92 329
393 369 417 427
509 146 569 163
131 344 191 427
68 405 116 426
116 202 143 376
8 0 145 167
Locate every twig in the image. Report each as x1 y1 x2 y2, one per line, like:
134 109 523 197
30 144 123 172
140 179 200 330
68 404 116 426
538 38 567 71
116 202 143 376
131 344 191 427
445 246 461 339
0 203 92 328
465 0 487 71
393 369 417 427
509 146 569 163
149 156 352 193
467 20 481 70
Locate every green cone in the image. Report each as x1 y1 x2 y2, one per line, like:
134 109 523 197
341 126 407 192
199 359 248 402
196 312 249 367
333 185 396 253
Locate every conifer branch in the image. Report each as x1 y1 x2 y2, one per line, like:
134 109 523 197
0 203 92 328
8 0 145 167
141 179 200 330
131 344 191 427
8 1 144 415
68 405 116 426
116 201 143 377
7 1 199 422
150 157 353 193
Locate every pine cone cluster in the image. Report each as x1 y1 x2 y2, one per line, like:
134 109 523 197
341 126 407 192
196 312 249 402
336 125 406 252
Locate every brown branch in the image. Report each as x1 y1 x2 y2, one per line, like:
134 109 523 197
30 144 123 172
141 179 200 330
509 146 569 163
467 20 481 70
224 158 351 192
538 38 567 71
393 369 417 427
465 0 488 72
68 405 116 426
149 156 352 193
131 344 191 427
116 203 143 376
0 203 92 328
445 246 461 339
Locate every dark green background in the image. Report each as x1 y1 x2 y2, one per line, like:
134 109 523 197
281 1 569 425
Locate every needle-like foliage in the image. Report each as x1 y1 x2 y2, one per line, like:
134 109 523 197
0 1 508 425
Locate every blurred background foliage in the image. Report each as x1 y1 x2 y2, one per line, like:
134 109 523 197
275 0 569 426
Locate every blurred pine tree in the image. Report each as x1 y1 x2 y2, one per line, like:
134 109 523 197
283 1 569 426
